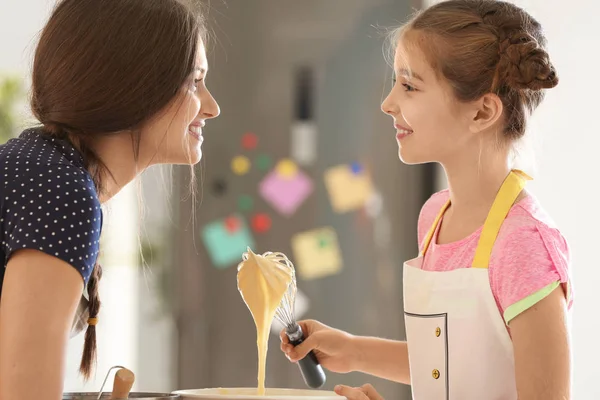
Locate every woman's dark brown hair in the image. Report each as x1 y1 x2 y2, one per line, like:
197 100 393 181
30 0 206 379
393 0 558 140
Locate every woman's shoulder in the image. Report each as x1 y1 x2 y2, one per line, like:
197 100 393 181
1 129 102 280
1 129 95 198
0 128 86 172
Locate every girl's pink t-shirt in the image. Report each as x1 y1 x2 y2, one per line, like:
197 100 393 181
418 190 572 324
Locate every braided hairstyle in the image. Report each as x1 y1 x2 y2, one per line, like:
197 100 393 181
31 0 206 379
396 0 558 139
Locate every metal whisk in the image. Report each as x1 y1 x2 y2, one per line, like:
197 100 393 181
270 252 327 389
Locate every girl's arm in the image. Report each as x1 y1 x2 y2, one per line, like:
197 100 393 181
0 249 83 400
352 336 411 384
510 286 571 400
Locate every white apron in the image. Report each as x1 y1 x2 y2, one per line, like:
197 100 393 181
403 170 530 400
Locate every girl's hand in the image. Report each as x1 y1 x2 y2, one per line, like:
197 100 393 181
280 319 357 373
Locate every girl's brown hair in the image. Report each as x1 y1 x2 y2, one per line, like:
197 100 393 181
30 0 206 379
395 0 558 139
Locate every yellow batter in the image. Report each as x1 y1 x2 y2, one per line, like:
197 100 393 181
237 248 294 395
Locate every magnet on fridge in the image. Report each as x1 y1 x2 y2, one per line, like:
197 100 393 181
241 132 259 150
275 158 298 179
350 161 363 174
224 215 241 233
251 212 272 234
211 178 228 196
291 227 342 280
238 195 254 212
259 160 313 217
231 155 251 176
201 214 255 269
256 154 272 172
324 163 374 213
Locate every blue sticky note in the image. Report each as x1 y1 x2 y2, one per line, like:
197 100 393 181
201 215 255 269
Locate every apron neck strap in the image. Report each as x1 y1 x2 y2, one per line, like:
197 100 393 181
471 169 530 268
419 170 531 264
420 200 450 257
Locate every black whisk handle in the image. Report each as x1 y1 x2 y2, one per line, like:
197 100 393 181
288 328 326 388
298 350 326 388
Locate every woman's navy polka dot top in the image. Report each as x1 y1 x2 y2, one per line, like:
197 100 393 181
0 129 102 296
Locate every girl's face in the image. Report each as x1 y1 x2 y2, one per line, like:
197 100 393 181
381 35 490 166
140 40 220 167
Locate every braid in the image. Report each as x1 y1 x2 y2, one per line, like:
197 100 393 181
42 122 105 380
477 1 558 92
80 262 102 379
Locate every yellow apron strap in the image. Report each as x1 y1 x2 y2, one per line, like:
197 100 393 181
420 199 451 257
471 170 531 269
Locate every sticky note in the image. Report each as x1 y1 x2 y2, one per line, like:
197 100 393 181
259 161 313 217
231 155 251 175
291 227 342 280
324 163 374 213
241 132 258 150
201 215 255 269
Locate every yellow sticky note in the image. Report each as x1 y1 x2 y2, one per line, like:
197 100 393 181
231 156 251 175
324 163 374 213
291 227 342 280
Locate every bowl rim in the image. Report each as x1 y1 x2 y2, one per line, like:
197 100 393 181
171 388 343 399
62 392 180 399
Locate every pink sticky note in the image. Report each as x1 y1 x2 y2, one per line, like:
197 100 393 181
259 168 313 217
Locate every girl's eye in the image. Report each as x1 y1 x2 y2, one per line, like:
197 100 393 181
402 83 416 92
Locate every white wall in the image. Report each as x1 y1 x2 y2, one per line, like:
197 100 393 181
427 0 600 398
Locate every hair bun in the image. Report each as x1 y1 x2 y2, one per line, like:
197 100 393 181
498 32 559 90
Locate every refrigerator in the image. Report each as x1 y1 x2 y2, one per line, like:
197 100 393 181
170 1 434 398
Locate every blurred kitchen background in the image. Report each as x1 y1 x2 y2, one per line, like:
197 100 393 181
1 0 598 399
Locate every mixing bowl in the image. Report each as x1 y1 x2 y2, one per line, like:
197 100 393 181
173 388 345 400
63 393 180 399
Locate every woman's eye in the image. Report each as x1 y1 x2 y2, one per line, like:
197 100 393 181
192 78 203 91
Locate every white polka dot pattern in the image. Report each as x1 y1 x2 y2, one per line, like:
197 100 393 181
0 129 103 293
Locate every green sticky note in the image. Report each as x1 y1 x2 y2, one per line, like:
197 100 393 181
201 215 255 269
238 195 254 212
256 154 272 171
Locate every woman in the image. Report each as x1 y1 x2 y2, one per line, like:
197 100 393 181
0 0 219 398
281 1 571 399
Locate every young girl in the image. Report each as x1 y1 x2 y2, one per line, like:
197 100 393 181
0 0 219 398
281 1 571 399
